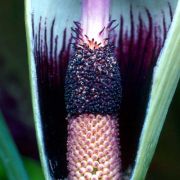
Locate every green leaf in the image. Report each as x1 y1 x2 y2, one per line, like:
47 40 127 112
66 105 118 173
0 112 29 180
131 1 180 179
24 157 44 180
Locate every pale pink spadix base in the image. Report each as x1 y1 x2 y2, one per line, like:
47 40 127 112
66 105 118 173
81 0 110 45
67 114 121 180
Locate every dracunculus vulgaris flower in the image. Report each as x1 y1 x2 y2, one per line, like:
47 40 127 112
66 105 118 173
25 0 180 179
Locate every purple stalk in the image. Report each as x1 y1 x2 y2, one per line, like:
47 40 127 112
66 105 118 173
81 0 110 44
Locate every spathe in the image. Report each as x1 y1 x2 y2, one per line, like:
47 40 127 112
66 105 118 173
25 0 180 179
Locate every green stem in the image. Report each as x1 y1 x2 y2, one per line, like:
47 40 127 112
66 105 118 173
0 112 29 180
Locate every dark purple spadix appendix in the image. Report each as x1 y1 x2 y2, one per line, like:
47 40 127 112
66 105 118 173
65 43 122 116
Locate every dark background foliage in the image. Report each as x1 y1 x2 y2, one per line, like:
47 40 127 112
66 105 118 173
0 1 179 179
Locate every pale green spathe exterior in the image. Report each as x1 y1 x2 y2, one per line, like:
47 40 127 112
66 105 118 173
24 0 51 179
131 0 180 179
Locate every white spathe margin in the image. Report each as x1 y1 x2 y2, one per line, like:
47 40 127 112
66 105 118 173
131 0 180 179
110 0 177 47
30 0 81 56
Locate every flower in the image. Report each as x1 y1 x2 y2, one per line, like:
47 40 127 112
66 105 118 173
25 0 180 179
